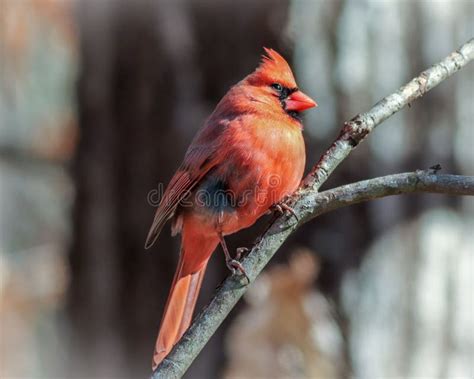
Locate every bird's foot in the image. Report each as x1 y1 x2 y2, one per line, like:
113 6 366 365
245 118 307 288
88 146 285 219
271 201 299 222
235 247 249 260
226 258 250 284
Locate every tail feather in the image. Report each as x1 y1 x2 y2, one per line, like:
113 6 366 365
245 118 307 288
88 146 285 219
152 262 207 369
177 267 206 338
152 233 218 370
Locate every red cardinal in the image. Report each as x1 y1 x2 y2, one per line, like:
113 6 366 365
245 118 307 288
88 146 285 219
146 48 316 370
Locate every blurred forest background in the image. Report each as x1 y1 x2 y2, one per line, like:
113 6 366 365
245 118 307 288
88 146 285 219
1 0 473 378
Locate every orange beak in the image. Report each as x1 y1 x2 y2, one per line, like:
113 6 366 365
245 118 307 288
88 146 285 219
285 90 317 112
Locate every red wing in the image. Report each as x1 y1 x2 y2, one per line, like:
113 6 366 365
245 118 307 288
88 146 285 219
144 159 217 249
145 112 236 248
144 134 224 249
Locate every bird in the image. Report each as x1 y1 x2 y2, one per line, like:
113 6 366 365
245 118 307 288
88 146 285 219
145 48 317 370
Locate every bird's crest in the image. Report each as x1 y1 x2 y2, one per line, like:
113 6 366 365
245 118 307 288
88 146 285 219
248 47 297 88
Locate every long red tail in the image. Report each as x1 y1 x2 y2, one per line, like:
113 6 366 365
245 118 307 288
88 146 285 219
152 230 218 370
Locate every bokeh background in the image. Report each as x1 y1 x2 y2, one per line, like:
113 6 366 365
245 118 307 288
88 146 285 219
1 0 473 378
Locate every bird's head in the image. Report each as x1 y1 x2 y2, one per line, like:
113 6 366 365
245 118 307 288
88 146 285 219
244 48 317 121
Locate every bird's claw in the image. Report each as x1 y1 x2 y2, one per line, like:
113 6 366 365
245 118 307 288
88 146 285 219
235 247 249 260
272 202 299 222
226 259 250 284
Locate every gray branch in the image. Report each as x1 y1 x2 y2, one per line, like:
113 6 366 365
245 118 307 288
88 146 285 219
303 172 474 222
152 38 474 379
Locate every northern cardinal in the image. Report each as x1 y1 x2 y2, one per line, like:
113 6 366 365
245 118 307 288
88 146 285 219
145 48 316 370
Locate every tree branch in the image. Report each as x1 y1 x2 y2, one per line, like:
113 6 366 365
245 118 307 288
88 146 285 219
152 38 474 378
302 37 474 191
303 172 474 222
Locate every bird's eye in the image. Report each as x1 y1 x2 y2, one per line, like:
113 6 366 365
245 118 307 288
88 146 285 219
271 83 283 92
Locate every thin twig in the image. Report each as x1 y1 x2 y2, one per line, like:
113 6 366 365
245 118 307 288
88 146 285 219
152 38 474 379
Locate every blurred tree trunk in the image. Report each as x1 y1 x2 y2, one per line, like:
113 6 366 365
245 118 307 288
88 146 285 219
67 0 288 377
